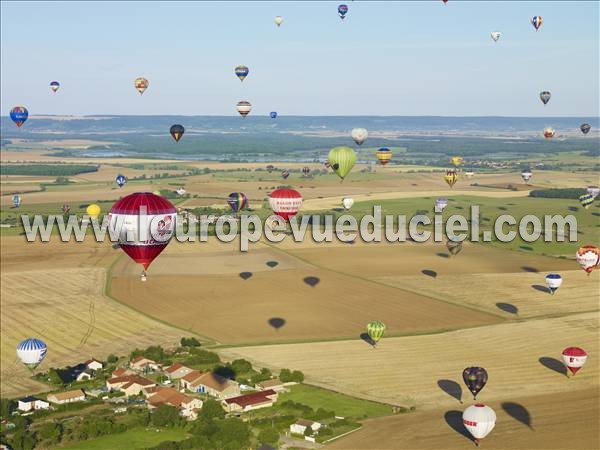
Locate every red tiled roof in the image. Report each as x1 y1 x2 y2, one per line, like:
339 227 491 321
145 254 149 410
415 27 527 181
192 372 235 392
112 367 128 377
164 363 186 374
107 374 154 387
84 358 101 366
148 387 195 408
224 389 276 408
181 370 203 383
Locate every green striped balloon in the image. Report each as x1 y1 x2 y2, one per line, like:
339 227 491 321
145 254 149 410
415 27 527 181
367 320 386 344
579 194 594 209
328 146 356 181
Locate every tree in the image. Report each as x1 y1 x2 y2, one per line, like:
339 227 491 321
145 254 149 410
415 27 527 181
38 421 63 445
304 426 313 437
180 337 201 347
0 398 16 418
151 405 181 427
250 367 272 385
199 399 225 421
258 427 280 446
9 429 37 450
229 359 252 374
107 354 118 363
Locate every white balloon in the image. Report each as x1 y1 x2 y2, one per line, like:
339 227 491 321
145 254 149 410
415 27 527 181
351 128 368 146
463 404 497 444
342 197 354 210
491 31 502 42
274 16 283 26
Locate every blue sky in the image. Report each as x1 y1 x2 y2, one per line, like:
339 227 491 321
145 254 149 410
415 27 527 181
1 1 598 116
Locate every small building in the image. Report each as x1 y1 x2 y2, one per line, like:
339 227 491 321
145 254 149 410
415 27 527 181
223 389 278 413
182 372 240 399
106 374 156 397
47 389 86 405
255 378 286 392
164 363 194 380
112 367 133 378
147 387 203 420
17 396 50 412
129 356 160 372
290 419 322 436
76 369 95 382
84 358 103 371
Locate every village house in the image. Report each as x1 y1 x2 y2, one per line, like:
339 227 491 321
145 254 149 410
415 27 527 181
129 356 160 372
47 389 86 405
106 374 156 397
146 387 203 420
75 369 95 382
164 363 195 380
222 389 278 413
17 396 50 412
84 358 103 371
111 367 133 378
290 419 323 436
180 371 240 399
255 378 287 392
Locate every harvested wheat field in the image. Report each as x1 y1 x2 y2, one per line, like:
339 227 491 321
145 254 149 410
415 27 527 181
0 237 186 398
220 312 599 407
328 389 599 450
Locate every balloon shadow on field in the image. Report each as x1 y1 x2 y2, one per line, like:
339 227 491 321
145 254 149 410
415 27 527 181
112 243 121 250
303 276 320 287
502 402 533 429
268 317 285 331
539 357 567 377
436 253 451 259
521 266 539 273
496 302 518 315
239 272 253 280
531 284 549 294
266 261 279 268
331 207 344 212
359 332 375 347
437 379 463 403
444 411 474 443
567 206 579 212
422 269 437 278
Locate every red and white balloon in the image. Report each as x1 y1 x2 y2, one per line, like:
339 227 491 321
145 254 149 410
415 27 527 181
562 347 588 375
268 188 302 222
462 404 496 446
109 192 177 280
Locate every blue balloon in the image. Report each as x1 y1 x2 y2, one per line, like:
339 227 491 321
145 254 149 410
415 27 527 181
270 111 278 119
16 338 47 369
338 4 348 19
10 106 28 127
12 194 21 208
116 174 127 188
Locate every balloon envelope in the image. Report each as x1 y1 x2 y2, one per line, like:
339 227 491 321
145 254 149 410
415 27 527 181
580 123 591 135
540 91 551 105
562 347 588 375
270 111 278 119
575 245 600 274
338 4 348 19
444 170 458 188
579 193 594 209
227 192 248 213
376 148 392 166
134 77 149 94
274 16 283 26
237 101 252 117
12 194 21 208
491 31 501 42
86 204 101 219
50 81 60 92
462 367 488 399
10 106 28 127
543 127 555 139
169 124 185 142
17 338 47 369
545 273 562 295
463 404 496 443
451 156 464 167
521 170 533 183
351 128 368 146
531 16 543 31
235 65 249 82
116 174 127 188
435 197 448 211
268 188 302 222
342 197 354 210
366 321 386 344
328 146 356 180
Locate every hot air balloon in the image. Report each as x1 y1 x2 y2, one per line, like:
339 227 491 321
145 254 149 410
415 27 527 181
281 169 290 179
561 347 588 375
266 164 275 173
270 111 278 119
539 91 551 105
302 166 311 176
338 4 348 20
462 367 488 400
586 186 600 198
268 188 302 222
444 170 458 188
447 240 463 256
109 192 177 280
50 81 60 93
576 245 600 275
491 31 501 42
237 101 252 117
134 77 149 95
274 16 283 27
580 123 591 135
366 321 386 346
235 65 249 82
521 169 533 184
545 273 562 295
169 124 185 142
543 127 555 139
531 16 543 31
579 193 594 209
328 146 356 181
116 174 127 188
351 128 368 146
442 0 448 4
435 197 448 211
62 204 71 214
463 404 496 446
176 187 186 196
451 156 464 167
464 170 475 178
86 204 101 219
17 338 47 370
12 194 21 208
376 147 392 166
10 106 28 127
342 197 354 210
227 192 248 214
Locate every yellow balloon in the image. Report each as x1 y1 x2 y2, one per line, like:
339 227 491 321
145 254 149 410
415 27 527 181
451 156 464 167
86 204 101 219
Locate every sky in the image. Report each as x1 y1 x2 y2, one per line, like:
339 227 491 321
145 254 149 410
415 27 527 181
1 1 598 117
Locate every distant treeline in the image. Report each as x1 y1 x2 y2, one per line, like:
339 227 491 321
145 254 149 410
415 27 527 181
529 188 587 199
1 164 98 176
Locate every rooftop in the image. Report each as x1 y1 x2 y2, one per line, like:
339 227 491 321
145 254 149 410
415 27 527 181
224 389 276 408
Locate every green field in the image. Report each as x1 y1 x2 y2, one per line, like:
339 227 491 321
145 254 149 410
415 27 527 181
60 427 188 450
279 383 392 419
